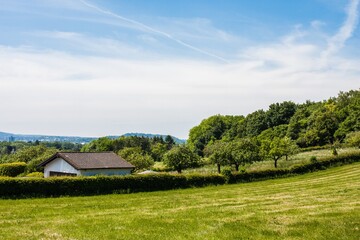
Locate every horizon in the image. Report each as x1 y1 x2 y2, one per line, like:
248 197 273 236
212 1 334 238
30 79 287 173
1 0 359 139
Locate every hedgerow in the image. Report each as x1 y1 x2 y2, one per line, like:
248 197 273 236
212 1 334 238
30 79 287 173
0 152 359 198
0 162 26 177
0 173 225 198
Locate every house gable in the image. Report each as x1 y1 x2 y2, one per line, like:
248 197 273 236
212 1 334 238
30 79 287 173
44 157 79 178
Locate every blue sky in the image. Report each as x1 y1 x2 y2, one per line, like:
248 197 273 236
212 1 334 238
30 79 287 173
0 0 359 138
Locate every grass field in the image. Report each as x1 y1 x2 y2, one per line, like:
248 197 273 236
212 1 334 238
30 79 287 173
1 163 359 240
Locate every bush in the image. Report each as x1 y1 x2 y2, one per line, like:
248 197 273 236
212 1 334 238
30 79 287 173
310 156 318 163
221 166 232 183
0 162 26 177
26 172 44 178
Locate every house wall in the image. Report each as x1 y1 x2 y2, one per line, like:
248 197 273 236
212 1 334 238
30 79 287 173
79 168 132 176
44 158 79 177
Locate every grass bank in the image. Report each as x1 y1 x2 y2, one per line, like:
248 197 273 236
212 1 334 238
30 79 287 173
0 163 359 239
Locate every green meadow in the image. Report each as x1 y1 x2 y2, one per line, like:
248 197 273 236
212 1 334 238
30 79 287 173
1 163 359 240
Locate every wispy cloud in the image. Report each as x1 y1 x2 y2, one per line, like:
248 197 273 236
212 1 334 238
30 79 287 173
322 0 360 60
78 0 229 63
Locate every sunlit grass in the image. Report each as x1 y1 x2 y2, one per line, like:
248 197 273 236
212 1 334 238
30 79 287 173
0 163 359 239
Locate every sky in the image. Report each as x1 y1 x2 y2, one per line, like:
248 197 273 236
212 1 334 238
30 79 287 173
0 0 359 139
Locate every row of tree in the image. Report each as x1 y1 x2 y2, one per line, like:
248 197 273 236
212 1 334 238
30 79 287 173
188 89 360 157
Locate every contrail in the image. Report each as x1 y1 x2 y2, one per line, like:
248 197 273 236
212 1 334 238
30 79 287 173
79 0 229 63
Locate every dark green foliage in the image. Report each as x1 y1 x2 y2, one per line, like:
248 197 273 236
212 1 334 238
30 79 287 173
188 115 242 156
266 101 297 128
0 162 26 177
310 156 317 163
244 110 268 137
0 173 225 198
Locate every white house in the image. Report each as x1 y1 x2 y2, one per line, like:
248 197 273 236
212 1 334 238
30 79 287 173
38 152 135 177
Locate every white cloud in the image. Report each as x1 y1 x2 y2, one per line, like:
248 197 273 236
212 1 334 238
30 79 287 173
0 38 359 138
322 0 360 60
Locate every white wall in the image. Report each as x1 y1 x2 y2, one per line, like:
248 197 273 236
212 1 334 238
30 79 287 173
44 158 79 177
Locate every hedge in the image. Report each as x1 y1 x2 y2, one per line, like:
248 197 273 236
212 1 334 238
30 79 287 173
0 173 225 198
0 162 26 177
0 152 359 198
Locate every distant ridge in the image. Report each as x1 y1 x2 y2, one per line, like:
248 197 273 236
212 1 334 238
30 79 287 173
115 133 186 144
0 131 186 144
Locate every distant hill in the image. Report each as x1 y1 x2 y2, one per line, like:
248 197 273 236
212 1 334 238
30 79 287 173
0 131 96 144
117 133 186 144
0 131 186 144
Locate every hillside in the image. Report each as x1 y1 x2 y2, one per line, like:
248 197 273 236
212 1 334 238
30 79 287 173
0 131 185 144
1 163 359 239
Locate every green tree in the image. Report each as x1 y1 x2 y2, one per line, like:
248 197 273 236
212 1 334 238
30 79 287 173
150 142 168 161
228 138 262 171
163 146 200 173
266 101 297 128
204 141 230 173
345 131 360 148
263 137 298 168
188 115 238 156
118 147 154 171
164 135 175 150
304 102 339 146
244 110 268 137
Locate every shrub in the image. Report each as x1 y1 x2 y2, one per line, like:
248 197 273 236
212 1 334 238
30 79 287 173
310 156 318 163
0 162 26 177
221 166 232 183
26 172 44 178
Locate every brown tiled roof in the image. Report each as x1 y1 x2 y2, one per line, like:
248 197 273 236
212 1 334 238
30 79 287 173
39 152 135 170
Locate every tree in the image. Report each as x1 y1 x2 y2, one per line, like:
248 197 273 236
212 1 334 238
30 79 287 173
266 101 297 128
304 102 339 146
263 137 298 168
244 110 268 137
204 141 230 173
228 138 262 171
345 131 360 148
164 135 175 150
150 142 168 161
118 147 154 171
188 115 237 156
163 146 200 173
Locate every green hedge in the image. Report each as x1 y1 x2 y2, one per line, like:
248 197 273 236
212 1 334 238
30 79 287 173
0 162 26 177
0 152 359 198
0 173 225 198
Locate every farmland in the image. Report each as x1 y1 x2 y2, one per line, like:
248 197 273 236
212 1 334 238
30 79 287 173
1 162 359 240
